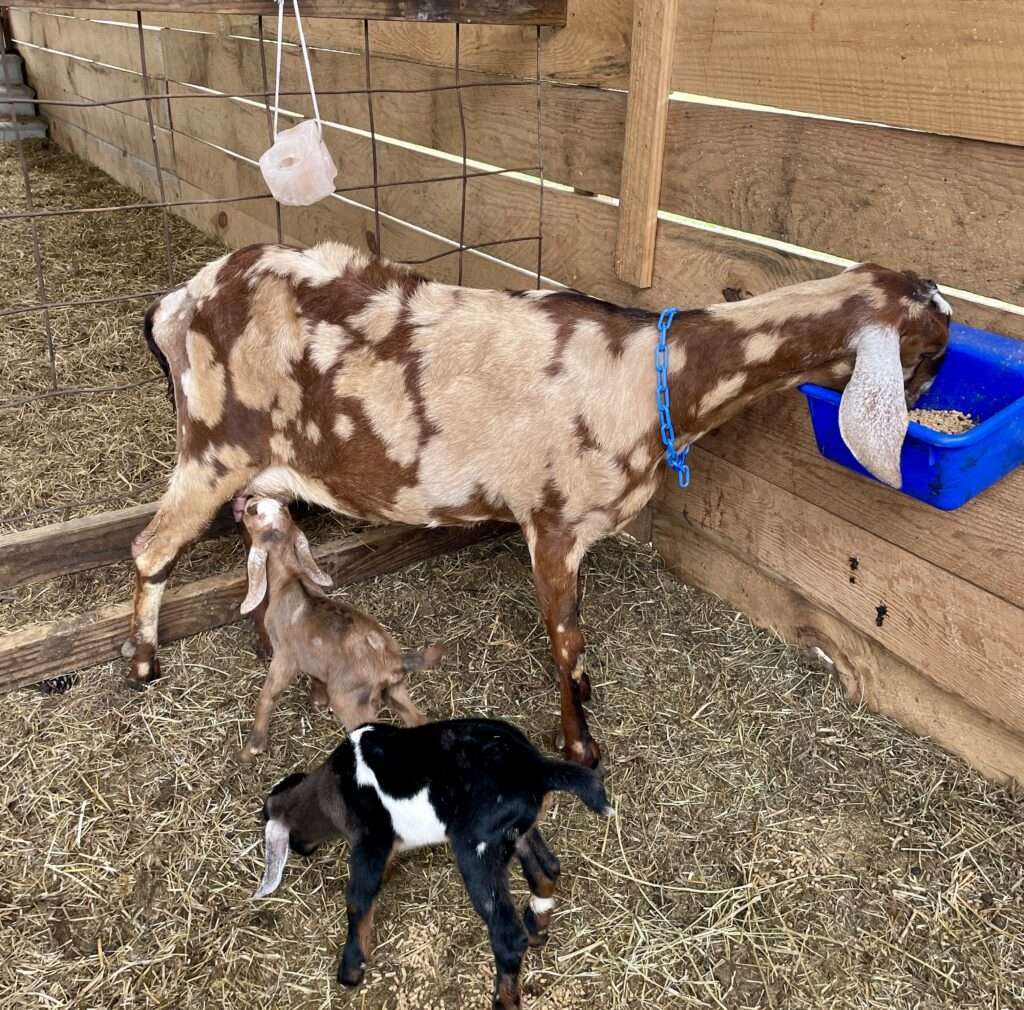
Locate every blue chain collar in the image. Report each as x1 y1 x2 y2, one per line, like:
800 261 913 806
655 307 691 489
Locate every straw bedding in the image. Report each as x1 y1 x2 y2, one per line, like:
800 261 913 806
2 140 1022 1010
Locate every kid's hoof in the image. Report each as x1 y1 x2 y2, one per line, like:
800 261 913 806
337 959 365 988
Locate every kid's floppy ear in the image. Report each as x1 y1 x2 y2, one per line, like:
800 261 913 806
240 546 269 615
293 530 333 588
254 818 290 898
839 323 908 488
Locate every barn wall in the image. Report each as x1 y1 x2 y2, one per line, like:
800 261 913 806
8 3 1024 780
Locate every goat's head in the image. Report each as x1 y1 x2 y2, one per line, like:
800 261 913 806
254 766 347 898
239 497 333 615
805 265 952 488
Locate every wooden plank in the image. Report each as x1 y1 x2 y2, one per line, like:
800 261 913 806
0 522 510 692
672 0 1024 147
654 448 1024 735
0 503 248 591
698 392 1024 610
30 38 1024 337
14 35 170 129
8 9 165 77
159 27 618 193
613 0 677 288
653 508 1024 785
47 115 180 204
19 44 176 168
6 0 568 27
234 0 631 88
659 101 1024 310
159 27 1024 310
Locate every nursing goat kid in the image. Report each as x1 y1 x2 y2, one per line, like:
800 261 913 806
236 495 441 761
254 718 612 1009
127 243 952 766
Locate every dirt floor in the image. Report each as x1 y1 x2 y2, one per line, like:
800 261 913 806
2 140 1023 1010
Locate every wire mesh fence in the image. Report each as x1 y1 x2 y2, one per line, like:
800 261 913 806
0 8 547 530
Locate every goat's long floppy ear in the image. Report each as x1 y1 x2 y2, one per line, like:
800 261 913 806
240 547 269 615
839 323 908 488
254 818 290 898
294 531 333 588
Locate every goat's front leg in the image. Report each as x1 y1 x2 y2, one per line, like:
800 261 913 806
127 468 247 686
337 838 393 987
454 840 528 1010
516 828 561 948
242 654 299 761
530 531 599 767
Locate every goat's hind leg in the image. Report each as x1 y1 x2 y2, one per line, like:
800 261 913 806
455 840 528 1010
516 828 561 948
127 465 251 686
530 530 599 767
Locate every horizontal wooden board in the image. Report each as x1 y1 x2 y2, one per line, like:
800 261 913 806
159 28 616 191
19 44 176 168
0 502 270 590
654 507 1024 784
699 392 1024 610
655 448 1024 736
660 102 1024 310
148 0 632 87
28 15 1024 313
8 0 568 26
672 1 1024 146
0 522 509 692
8 8 165 77
13 34 170 129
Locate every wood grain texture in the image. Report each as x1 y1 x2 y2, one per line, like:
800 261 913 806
613 0 677 287
672 0 1024 146
655 449 1024 736
25 17 1024 321
9 8 166 77
158 27 616 193
654 509 1024 785
9 0 567 26
0 523 510 692
17 43 176 164
699 392 1024 610
660 102 1024 308
184 0 632 87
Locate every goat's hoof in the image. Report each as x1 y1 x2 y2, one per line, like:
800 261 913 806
337 958 365 988
574 671 592 703
126 654 161 690
241 733 267 761
564 736 601 769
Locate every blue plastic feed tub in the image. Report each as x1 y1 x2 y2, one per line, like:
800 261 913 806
799 322 1024 510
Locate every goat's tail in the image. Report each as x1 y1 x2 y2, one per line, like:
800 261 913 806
401 642 446 673
144 295 175 410
542 759 613 817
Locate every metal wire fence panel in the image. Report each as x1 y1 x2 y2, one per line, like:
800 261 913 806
0 8 546 529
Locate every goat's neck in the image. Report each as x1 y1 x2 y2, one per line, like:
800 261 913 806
663 307 850 444
265 563 311 620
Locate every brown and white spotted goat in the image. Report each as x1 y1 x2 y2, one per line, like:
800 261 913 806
127 243 952 766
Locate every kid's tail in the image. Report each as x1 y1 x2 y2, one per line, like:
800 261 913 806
543 759 613 816
401 642 446 673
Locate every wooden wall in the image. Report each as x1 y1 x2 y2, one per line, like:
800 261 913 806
8 3 1024 781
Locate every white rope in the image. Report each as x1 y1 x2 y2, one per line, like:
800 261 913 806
271 0 323 140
